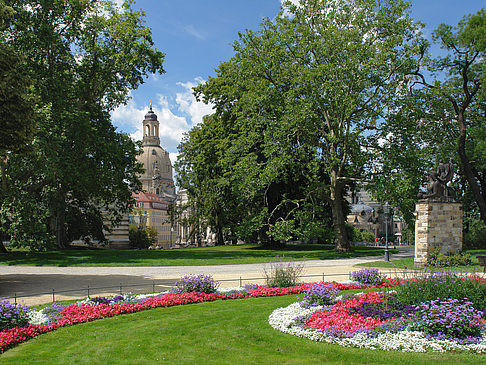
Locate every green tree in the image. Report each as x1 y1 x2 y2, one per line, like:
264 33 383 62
0 1 37 252
176 114 240 245
195 0 423 251
412 9 486 224
1 0 165 249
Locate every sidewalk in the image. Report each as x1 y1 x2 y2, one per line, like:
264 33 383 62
0 247 415 306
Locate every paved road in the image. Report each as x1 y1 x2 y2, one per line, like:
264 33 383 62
0 247 414 305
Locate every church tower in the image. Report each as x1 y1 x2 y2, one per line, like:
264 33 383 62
136 103 176 200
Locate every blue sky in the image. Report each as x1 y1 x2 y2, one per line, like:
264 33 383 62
110 0 485 164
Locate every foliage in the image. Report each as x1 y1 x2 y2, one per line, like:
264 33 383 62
464 218 486 249
393 271 486 309
193 0 424 251
350 268 385 286
0 1 35 156
0 300 29 331
145 226 158 246
171 274 220 294
408 299 484 341
263 256 304 287
128 225 150 249
426 248 472 267
298 283 338 308
0 0 164 249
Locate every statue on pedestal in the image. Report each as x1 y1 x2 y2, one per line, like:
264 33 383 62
418 158 456 201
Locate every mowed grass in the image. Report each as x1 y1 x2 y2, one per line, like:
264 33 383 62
0 295 483 364
356 249 486 271
0 244 397 267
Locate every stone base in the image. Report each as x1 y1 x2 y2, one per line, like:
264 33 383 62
414 202 462 266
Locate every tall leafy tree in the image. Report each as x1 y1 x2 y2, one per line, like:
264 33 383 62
195 0 423 251
411 9 486 223
1 0 165 249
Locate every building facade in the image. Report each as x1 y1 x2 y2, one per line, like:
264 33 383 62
129 104 179 248
347 189 407 244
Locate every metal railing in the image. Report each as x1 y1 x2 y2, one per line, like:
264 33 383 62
7 269 484 304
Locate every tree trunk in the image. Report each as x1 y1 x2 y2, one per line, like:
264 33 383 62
214 213 225 246
51 207 67 249
457 111 486 224
330 171 350 252
0 158 8 252
0 240 7 253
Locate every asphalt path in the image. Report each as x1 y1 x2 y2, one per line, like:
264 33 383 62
0 247 415 305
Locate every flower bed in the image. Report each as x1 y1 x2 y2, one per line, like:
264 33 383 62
269 290 486 353
0 280 388 353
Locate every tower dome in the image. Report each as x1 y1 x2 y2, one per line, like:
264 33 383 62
136 103 176 199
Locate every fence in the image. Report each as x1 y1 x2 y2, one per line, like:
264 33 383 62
7 269 484 304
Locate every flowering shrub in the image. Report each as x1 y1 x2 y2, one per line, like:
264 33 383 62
393 271 486 309
171 274 220 294
408 298 484 341
298 283 338 308
350 268 385 286
426 248 472 267
0 300 29 330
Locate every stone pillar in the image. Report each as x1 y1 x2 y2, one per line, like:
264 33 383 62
414 202 462 266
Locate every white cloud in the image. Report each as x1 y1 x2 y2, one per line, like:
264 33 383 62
184 24 206 40
176 77 214 126
111 78 213 155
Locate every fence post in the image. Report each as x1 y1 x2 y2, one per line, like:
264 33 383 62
120 283 123 295
14 293 17 304
87 285 90 298
152 281 155 293
322 273 325 283
52 289 55 303
239 277 242 287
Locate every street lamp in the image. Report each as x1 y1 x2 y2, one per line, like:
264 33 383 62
383 203 390 262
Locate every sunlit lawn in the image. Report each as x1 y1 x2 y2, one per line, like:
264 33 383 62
357 249 486 271
0 244 397 267
0 295 483 364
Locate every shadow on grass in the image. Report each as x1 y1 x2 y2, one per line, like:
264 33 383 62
0 244 397 267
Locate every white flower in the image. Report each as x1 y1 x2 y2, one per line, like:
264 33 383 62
268 302 486 353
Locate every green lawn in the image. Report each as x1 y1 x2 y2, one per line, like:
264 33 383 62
0 244 397 267
1 295 483 364
356 249 486 271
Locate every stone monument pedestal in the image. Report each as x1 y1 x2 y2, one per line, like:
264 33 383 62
414 202 462 266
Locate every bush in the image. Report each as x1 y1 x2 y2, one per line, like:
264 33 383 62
298 283 338 308
350 268 385 285
171 274 220 294
0 300 29 330
426 247 472 267
263 256 304 287
360 230 375 243
128 225 151 249
408 298 483 340
464 218 486 249
394 271 486 309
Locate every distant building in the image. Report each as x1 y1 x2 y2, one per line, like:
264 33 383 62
347 190 407 244
128 104 179 248
131 192 176 248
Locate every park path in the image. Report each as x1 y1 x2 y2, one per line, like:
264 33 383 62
0 247 414 306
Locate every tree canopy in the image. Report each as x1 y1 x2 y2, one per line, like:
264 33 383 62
0 0 165 249
180 0 424 250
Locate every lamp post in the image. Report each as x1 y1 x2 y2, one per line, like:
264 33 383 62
384 203 390 262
